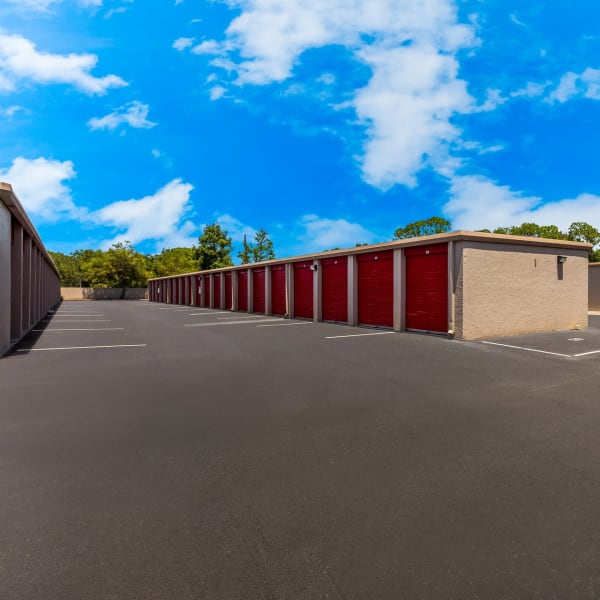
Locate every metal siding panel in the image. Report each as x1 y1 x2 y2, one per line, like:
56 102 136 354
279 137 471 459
214 275 221 308
203 275 211 308
253 268 266 314
406 244 448 333
195 276 202 306
322 256 348 322
293 261 314 319
238 271 248 312
225 272 232 310
271 265 287 316
357 251 393 327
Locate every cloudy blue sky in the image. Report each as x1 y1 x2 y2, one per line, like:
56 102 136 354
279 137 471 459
1 0 599 260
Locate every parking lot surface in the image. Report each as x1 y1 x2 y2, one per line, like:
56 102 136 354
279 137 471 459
2 301 600 599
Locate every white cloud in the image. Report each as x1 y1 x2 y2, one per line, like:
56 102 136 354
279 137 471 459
547 68 600 103
91 179 196 249
1 104 25 117
173 37 195 51
298 214 377 251
192 40 225 55
88 101 157 131
509 13 525 27
209 85 227 100
105 7 128 18
0 156 84 221
6 0 103 8
198 0 476 188
215 213 256 242
6 0 58 9
0 33 126 95
444 174 600 232
354 43 472 188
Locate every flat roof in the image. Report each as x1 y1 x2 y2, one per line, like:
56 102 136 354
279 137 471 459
149 230 592 281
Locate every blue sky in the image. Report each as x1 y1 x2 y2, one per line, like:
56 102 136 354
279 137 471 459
1 0 599 260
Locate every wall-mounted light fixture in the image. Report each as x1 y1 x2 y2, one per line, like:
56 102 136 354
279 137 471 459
557 256 568 264
309 264 318 271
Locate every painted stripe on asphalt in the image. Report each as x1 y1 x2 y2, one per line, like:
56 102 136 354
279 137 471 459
53 315 104 317
573 349 600 357
185 318 283 327
17 344 146 352
256 322 309 328
187 311 231 316
218 315 257 320
32 328 125 332
42 319 112 323
480 341 571 358
325 331 396 339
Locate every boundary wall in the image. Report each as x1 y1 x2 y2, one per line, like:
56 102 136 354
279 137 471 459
590 263 600 311
1 182 61 355
61 288 148 301
149 232 591 340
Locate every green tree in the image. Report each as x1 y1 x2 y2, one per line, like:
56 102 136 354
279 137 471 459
196 223 233 270
151 247 197 277
74 243 148 288
49 251 82 286
393 216 452 239
105 242 149 288
74 249 105 287
238 234 253 264
493 223 566 240
252 229 275 263
568 222 600 261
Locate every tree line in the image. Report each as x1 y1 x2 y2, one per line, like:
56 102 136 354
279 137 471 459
50 223 276 288
50 216 600 287
392 217 600 262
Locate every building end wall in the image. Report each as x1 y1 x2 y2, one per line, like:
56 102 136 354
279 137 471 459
589 264 600 311
456 242 588 340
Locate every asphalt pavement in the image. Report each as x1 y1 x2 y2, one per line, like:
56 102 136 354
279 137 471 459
2 301 600 599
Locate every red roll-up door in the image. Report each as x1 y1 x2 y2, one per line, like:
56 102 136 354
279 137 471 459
224 272 232 310
405 243 448 333
195 276 202 306
203 275 211 308
253 268 266 314
170 279 175 304
294 261 313 319
322 256 348 323
214 275 222 309
358 250 393 327
176 279 182 305
271 265 286 316
238 270 248 312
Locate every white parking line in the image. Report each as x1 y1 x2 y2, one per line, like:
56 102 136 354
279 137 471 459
218 315 257 320
480 341 571 358
573 349 600 357
17 344 146 352
185 318 284 327
52 315 104 317
42 319 112 323
187 311 231 316
325 331 396 339
32 328 124 332
256 322 309 328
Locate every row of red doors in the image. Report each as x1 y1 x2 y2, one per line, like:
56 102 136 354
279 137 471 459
155 244 448 332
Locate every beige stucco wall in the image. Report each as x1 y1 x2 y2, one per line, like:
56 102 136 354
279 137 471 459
455 242 588 340
61 287 148 300
0 203 11 354
589 264 600 311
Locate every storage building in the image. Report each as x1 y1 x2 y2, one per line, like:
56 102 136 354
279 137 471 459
148 232 591 340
